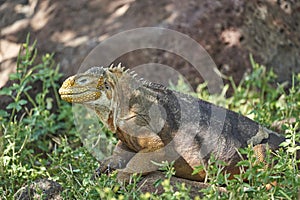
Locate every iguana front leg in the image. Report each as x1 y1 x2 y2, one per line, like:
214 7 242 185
117 148 166 183
94 141 135 178
115 109 167 182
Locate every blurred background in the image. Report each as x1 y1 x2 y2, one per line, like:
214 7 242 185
1 0 300 89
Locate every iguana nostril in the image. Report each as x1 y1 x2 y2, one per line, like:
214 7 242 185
60 77 75 90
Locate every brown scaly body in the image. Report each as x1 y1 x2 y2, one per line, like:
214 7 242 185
59 64 289 182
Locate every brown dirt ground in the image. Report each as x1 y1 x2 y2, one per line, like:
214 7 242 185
1 0 300 106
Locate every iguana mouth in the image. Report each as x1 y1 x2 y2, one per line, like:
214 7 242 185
59 88 101 103
59 89 87 96
58 87 89 95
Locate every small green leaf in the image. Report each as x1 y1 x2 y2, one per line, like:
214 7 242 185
0 110 9 118
287 146 300 153
18 99 28 106
6 102 22 111
192 165 204 175
46 98 53 110
153 178 162 188
0 88 12 96
236 160 250 167
11 83 20 90
9 73 20 80
24 86 32 92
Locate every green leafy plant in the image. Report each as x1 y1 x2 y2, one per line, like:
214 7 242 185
0 35 79 198
0 36 299 199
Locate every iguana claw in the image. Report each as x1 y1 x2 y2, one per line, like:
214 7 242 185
92 156 128 179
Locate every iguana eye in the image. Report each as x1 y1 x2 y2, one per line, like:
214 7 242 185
77 77 88 84
104 81 110 90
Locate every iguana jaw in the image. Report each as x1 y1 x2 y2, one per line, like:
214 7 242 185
59 89 101 103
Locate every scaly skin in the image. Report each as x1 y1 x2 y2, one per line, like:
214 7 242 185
59 64 288 182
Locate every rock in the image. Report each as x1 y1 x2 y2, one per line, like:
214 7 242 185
14 179 62 200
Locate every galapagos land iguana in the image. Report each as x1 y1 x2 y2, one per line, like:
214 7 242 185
58 64 291 182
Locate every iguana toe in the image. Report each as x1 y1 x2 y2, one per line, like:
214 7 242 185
116 169 133 184
92 156 128 179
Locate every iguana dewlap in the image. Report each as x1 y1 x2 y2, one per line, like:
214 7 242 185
59 64 287 182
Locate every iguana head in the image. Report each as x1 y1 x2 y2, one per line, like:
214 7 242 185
59 64 125 104
59 67 107 104
59 64 128 131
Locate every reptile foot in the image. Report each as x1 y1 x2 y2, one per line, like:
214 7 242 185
91 156 127 180
91 165 112 180
116 169 133 183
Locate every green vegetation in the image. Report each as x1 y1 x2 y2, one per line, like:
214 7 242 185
0 38 299 199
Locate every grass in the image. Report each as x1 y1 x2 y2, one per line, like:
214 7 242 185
0 37 299 199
